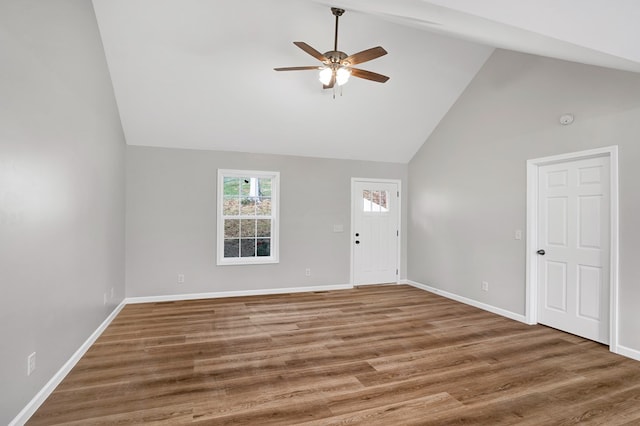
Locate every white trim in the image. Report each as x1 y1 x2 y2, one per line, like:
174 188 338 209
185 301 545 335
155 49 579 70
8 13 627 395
615 344 640 362
125 284 354 304
525 161 538 325
350 178 402 286
525 146 619 352
609 147 620 353
9 301 126 426
216 169 280 265
403 280 527 323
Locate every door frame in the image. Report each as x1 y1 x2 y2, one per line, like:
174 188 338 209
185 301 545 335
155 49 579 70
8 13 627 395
350 177 402 286
525 146 619 352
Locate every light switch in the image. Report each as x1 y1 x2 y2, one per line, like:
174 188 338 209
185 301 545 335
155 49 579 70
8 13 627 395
515 229 522 240
333 225 344 233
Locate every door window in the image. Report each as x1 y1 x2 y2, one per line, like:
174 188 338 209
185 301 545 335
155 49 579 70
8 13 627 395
362 190 389 213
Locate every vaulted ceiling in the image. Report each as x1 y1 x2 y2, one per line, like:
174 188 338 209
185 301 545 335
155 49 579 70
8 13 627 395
93 0 640 163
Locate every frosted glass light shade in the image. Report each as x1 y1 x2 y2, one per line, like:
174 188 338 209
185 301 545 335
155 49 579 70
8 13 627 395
336 67 351 86
318 68 332 85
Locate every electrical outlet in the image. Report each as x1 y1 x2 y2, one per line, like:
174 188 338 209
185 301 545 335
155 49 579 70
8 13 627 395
103 293 107 306
305 268 311 277
27 352 36 376
110 287 114 299
177 274 185 283
481 281 489 292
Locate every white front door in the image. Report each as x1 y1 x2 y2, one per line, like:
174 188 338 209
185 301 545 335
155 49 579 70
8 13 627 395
352 179 400 285
537 156 610 343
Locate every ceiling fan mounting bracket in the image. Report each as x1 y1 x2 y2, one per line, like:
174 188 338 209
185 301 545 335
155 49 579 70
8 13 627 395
331 8 345 17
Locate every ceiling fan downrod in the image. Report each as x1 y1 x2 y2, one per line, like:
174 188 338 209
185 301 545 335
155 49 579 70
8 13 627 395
331 7 344 52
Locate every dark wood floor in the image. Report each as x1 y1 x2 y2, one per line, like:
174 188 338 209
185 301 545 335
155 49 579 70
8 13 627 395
29 285 640 425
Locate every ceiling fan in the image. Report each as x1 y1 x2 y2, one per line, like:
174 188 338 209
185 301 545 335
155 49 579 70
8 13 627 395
274 7 389 90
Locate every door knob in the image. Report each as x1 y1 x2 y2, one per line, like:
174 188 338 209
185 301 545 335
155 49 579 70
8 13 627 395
537 249 545 255
355 241 360 244
355 233 359 237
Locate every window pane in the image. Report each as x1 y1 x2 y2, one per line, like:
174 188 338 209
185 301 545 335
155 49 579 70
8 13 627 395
377 191 389 212
257 238 270 256
223 198 239 215
256 198 271 215
258 178 272 197
378 191 388 210
224 219 240 238
240 197 256 215
224 239 239 257
223 177 240 196
240 219 256 237
363 190 372 212
256 219 271 237
240 238 255 257
240 178 252 196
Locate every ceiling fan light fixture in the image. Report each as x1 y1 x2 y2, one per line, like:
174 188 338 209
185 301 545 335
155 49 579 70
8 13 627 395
336 67 350 86
318 67 333 85
274 8 389 91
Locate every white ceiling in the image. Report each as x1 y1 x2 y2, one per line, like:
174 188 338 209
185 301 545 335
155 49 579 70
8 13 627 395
93 0 640 163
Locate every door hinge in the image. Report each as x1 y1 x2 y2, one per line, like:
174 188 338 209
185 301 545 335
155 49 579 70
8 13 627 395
396 269 398 275
397 191 400 197
396 230 399 237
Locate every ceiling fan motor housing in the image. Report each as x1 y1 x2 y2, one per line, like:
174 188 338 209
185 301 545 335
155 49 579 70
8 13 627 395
324 51 348 68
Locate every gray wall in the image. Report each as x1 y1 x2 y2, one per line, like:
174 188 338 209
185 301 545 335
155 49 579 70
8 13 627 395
0 1 126 423
126 146 407 297
408 49 640 352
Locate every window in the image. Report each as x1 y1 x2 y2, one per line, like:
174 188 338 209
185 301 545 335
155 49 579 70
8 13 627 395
362 189 389 213
217 169 279 265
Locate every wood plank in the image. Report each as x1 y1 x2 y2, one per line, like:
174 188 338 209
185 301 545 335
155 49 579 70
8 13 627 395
28 285 640 424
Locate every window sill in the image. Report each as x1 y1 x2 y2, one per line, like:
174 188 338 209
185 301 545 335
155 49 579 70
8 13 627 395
217 258 279 266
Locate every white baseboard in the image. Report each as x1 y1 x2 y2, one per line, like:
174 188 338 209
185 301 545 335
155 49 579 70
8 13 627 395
614 344 640 362
402 279 527 323
125 284 353 304
9 301 126 426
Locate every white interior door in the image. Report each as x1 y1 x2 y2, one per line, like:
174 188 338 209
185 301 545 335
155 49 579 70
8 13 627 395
537 156 610 343
352 180 399 285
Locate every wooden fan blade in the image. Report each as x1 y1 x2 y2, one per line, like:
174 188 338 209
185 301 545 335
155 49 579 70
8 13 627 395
274 66 321 71
293 41 329 63
350 68 390 83
343 46 387 66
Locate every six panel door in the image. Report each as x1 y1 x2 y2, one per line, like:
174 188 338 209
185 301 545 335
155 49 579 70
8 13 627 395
537 156 610 344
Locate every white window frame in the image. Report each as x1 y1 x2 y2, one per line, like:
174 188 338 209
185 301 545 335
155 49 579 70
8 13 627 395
217 169 279 265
